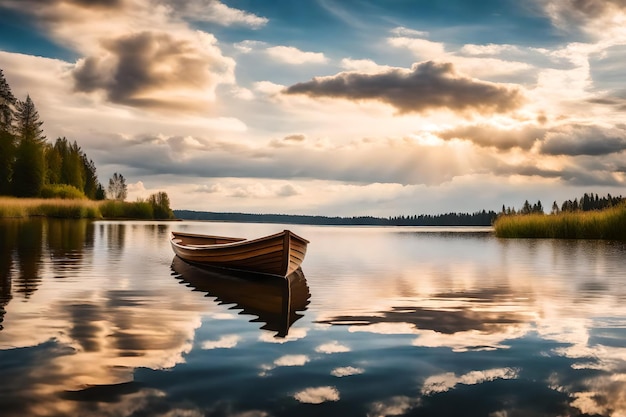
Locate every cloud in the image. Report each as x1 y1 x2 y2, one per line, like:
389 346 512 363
234 40 265 54
542 0 626 39
228 183 302 199
331 366 364 377
387 37 446 60
276 184 302 197
315 341 350 354
387 33 536 83
545 0 626 21
273 354 309 367
265 46 328 65
284 134 306 142
195 184 223 193
293 386 340 404
460 44 521 56
65 0 124 9
170 0 268 28
1 0 237 112
440 120 626 161
340 58 393 74
367 396 420 417
201 335 241 349
269 134 307 148
284 61 524 115
421 368 519 395
390 26 429 38
72 30 234 110
439 124 545 150
540 125 626 155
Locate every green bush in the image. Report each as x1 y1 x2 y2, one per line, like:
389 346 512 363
99 200 154 219
40 184 87 200
126 201 154 219
99 200 125 218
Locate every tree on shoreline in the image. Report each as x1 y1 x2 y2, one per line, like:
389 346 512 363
0 69 17 195
148 191 174 219
12 95 46 197
107 172 127 201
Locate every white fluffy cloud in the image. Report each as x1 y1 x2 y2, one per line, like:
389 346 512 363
266 46 328 65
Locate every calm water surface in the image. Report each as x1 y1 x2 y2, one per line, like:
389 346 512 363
0 219 625 417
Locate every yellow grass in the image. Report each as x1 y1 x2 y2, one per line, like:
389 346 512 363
494 203 626 240
0 197 103 219
0 197 172 219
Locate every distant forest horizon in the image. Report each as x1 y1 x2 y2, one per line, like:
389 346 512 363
175 193 624 226
174 209 499 226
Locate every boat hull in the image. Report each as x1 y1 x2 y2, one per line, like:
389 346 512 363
170 230 308 277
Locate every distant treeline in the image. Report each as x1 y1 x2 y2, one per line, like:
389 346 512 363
176 193 626 227
557 193 623 213
503 193 624 216
173 210 499 226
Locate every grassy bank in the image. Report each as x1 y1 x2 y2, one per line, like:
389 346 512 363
0 197 101 218
494 203 626 239
0 197 173 220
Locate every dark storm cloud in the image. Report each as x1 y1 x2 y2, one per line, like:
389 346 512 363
439 124 545 150
540 125 626 156
284 61 524 115
72 31 231 109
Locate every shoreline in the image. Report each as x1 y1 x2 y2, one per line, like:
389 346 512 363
493 203 626 240
0 197 174 220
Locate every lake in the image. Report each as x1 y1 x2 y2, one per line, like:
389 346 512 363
0 218 625 417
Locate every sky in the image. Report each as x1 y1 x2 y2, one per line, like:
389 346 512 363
0 0 625 216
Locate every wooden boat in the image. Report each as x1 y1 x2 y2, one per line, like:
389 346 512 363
170 230 308 277
171 256 310 337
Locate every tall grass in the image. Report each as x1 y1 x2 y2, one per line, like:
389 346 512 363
494 203 626 239
0 197 177 220
0 197 101 219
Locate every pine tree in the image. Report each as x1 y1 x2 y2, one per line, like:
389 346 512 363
0 69 17 194
12 95 46 196
0 69 16 132
82 154 100 199
551 200 559 215
15 95 45 143
12 136 45 197
45 142 62 185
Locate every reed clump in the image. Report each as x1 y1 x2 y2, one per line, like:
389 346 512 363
1 196 175 220
494 203 626 239
0 197 102 219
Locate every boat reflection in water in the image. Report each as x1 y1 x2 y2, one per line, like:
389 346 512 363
170 256 310 337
